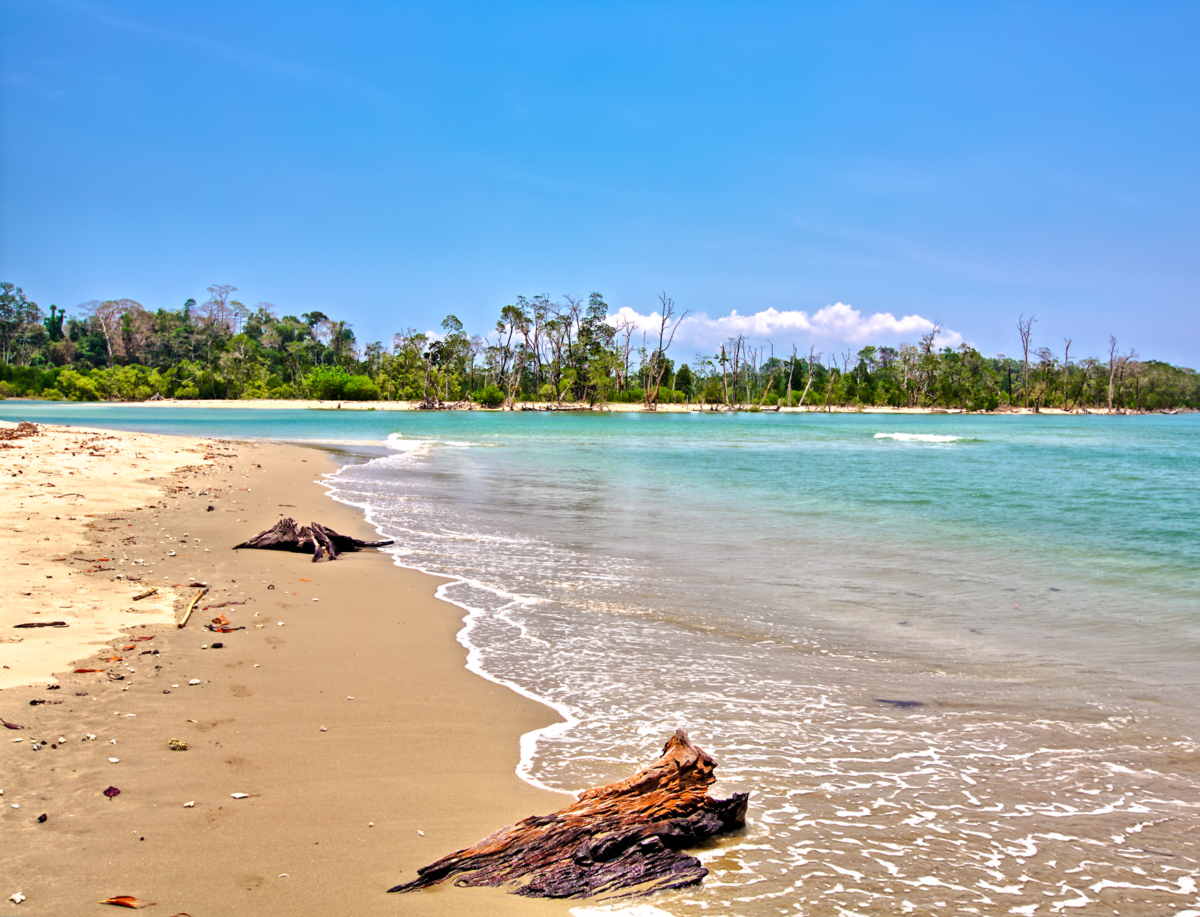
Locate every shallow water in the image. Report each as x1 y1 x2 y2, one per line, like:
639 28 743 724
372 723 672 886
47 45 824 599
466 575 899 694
6 403 1200 914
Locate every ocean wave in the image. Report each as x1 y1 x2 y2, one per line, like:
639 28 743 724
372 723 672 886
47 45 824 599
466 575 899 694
385 432 478 451
874 432 963 443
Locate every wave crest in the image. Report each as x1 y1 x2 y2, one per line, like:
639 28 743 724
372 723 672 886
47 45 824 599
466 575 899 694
874 432 962 443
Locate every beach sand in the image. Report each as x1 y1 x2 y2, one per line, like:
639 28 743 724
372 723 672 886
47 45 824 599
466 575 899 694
0 421 574 915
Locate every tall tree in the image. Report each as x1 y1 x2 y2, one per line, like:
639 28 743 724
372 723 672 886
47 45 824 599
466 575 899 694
1016 314 1037 407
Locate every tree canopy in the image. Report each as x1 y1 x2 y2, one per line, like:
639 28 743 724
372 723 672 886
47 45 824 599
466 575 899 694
0 283 1195 412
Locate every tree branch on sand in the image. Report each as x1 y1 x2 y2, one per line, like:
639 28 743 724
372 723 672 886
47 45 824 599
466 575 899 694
233 517 393 561
389 730 749 900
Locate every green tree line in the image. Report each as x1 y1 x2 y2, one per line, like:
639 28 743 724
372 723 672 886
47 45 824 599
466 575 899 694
1 282 1196 411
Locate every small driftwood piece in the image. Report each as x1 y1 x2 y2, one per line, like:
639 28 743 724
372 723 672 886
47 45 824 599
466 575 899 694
177 586 209 629
389 730 749 899
233 517 393 562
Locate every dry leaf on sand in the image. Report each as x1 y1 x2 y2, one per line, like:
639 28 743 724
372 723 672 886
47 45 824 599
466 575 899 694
100 895 156 908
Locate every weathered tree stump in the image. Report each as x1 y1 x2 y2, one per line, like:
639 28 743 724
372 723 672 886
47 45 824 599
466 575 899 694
389 730 749 899
233 517 393 561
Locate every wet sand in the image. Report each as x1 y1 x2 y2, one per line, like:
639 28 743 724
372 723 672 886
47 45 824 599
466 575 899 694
0 422 573 915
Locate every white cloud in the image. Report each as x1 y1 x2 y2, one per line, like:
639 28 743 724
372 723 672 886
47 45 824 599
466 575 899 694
608 302 963 352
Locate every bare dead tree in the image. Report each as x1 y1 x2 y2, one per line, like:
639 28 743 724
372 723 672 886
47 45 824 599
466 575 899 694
643 293 690 410
756 341 781 408
720 334 746 410
1017 314 1037 407
614 316 637 393
785 344 797 407
81 299 145 367
821 354 840 412
1107 336 1138 413
1062 338 1073 410
796 346 820 408
1107 335 1119 412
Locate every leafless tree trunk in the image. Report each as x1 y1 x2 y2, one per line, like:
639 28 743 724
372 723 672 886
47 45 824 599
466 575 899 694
1107 335 1118 412
785 345 797 407
821 355 839 412
642 293 690 410
796 347 820 408
1017 314 1037 407
755 341 781 408
1062 339 1073 410
720 335 745 410
614 318 636 393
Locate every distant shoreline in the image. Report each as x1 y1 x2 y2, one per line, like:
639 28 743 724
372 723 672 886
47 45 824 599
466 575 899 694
5 396 1190 415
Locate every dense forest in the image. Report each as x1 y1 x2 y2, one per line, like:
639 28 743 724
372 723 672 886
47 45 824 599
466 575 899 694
1 282 1196 411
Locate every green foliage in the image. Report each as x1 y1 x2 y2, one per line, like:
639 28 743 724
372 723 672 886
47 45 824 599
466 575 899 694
477 383 505 407
343 375 381 401
1 279 1196 411
304 365 352 400
55 368 102 401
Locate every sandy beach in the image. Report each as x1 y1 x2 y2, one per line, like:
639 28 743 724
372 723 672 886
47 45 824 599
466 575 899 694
0 420 574 916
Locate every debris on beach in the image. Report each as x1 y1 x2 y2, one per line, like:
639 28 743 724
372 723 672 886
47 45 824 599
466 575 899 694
99 895 156 908
0 421 39 441
13 621 68 628
169 738 188 751
389 730 749 900
177 585 209 629
103 786 121 799
233 517 393 562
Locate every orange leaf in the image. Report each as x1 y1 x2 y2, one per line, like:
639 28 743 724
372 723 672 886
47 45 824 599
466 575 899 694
99 895 156 908
300 578 311 582
96 558 110 562
123 645 136 651
107 656 123 663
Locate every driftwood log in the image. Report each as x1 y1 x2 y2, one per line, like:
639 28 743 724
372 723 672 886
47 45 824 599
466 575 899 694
389 730 749 899
233 517 393 562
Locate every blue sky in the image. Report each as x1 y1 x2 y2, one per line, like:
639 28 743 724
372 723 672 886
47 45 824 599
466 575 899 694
2 1 1198 364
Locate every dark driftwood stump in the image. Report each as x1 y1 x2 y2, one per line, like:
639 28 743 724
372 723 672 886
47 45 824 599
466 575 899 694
233 518 393 561
389 730 749 899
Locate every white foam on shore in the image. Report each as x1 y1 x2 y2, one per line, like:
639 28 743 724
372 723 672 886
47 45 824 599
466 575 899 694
874 432 962 443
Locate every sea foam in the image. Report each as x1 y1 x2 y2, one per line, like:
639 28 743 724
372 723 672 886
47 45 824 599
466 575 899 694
873 432 961 443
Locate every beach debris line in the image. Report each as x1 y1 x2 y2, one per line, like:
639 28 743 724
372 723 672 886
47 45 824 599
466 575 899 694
388 730 749 899
233 517 393 562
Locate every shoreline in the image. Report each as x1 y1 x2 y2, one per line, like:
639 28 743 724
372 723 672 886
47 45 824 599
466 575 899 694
0 421 573 916
5 396 1181 415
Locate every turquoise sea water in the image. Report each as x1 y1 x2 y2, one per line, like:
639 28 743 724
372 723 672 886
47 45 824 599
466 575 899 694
5 402 1199 914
